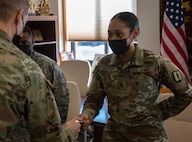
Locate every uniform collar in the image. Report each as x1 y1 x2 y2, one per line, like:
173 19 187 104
109 44 144 66
0 30 11 42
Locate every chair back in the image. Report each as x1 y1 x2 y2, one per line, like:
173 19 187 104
66 81 81 121
60 60 92 96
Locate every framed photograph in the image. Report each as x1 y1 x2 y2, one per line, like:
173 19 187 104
32 29 43 41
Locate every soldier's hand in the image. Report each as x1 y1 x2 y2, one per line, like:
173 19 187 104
62 116 81 137
79 113 90 131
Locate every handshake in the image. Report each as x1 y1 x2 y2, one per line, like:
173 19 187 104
63 113 90 139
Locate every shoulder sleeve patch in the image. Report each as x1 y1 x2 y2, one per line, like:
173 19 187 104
172 70 182 82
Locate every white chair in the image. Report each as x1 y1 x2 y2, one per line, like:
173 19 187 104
60 60 92 97
66 81 81 121
60 60 92 142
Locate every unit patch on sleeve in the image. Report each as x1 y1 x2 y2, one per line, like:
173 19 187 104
172 70 182 82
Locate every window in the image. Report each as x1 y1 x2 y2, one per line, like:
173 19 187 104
72 41 112 62
63 0 137 61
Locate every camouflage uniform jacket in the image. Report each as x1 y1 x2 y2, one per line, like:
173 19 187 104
82 45 192 142
0 30 75 142
31 51 69 123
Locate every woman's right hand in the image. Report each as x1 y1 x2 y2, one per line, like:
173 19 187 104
79 113 90 131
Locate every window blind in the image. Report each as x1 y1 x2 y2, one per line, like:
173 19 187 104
64 0 137 41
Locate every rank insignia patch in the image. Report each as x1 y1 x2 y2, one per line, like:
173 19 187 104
172 71 182 82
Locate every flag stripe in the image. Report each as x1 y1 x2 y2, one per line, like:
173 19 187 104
163 19 188 64
161 39 189 78
178 26 187 43
160 0 190 82
163 13 188 57
161 21 188 69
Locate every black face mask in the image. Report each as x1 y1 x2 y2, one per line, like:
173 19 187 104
12 34 21 45
17 45 32 56
108 38 131 55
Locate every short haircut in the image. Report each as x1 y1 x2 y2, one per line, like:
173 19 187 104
0 0 29 22
23 25 34 38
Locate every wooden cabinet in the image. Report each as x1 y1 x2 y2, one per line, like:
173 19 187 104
27 15 58 61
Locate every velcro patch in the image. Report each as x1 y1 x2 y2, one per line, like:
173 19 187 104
172 71 182 82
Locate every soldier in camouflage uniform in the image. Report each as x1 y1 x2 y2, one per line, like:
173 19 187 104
11 26 70 141
16 25 70 123
79 12 192 142
0 0 80 141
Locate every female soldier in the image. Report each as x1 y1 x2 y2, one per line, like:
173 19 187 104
80 12 192 142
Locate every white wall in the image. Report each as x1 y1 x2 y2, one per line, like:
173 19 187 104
137 0 160 54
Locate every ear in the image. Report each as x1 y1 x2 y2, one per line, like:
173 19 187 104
15 10 24 24
133 28 139 39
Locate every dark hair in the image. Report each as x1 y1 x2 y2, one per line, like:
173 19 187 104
23 25 34 38
111 12 139 32
0 0 29 22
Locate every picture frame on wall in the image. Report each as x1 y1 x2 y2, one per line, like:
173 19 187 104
32 29 43 41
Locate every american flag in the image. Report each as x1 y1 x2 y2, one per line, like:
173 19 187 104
160 0 191 82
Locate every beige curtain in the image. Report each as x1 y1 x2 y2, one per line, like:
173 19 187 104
63 0 137 42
